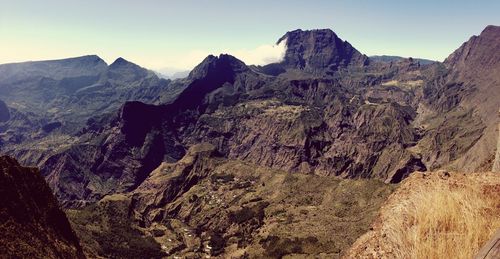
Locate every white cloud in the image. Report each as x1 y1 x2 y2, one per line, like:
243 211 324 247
228 39 287 66
159 39 288 71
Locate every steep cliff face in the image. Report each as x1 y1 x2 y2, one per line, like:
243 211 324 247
189 97 425 182
444 25 500 75
0 156 84 259
437 25 500 171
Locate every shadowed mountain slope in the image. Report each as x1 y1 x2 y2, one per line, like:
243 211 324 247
0 156 85 258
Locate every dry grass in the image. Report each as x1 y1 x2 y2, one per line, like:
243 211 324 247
346 172 500 259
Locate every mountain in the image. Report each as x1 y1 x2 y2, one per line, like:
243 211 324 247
35 26 500 209
277 29 369 73
0 55 107 82
0 156 84 258
370 55 436 65
444 25 500 73
422 25 500 172
38 29 422 207
41 54 259 207
0 55 173 169
1 26 499 257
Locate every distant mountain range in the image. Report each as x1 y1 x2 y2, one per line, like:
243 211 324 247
155 68 190 79
0 25 498 258
370 55 437 65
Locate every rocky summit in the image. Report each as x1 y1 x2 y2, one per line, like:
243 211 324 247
278 29 368 73
0 25 499 258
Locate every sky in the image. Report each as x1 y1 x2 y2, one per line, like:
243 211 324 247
1 0 499 72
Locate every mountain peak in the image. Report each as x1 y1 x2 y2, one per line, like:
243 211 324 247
482 25 500 35
277 28 368 72
444 25 500 71
109 57 137 68
107 57 152 81
277 28 338 43
188 54 248 80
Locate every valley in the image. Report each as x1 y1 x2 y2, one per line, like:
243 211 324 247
0 23 498 258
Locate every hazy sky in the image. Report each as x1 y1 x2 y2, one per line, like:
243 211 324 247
1 0 499 71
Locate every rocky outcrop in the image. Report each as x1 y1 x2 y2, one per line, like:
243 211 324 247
346 171 500 258
132 143 220 220
0 156 84 259
278 29 368 73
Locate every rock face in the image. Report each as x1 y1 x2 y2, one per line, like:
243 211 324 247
0 156 84 259
439 25 500 171
444 25 500 74
278 29 368 73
